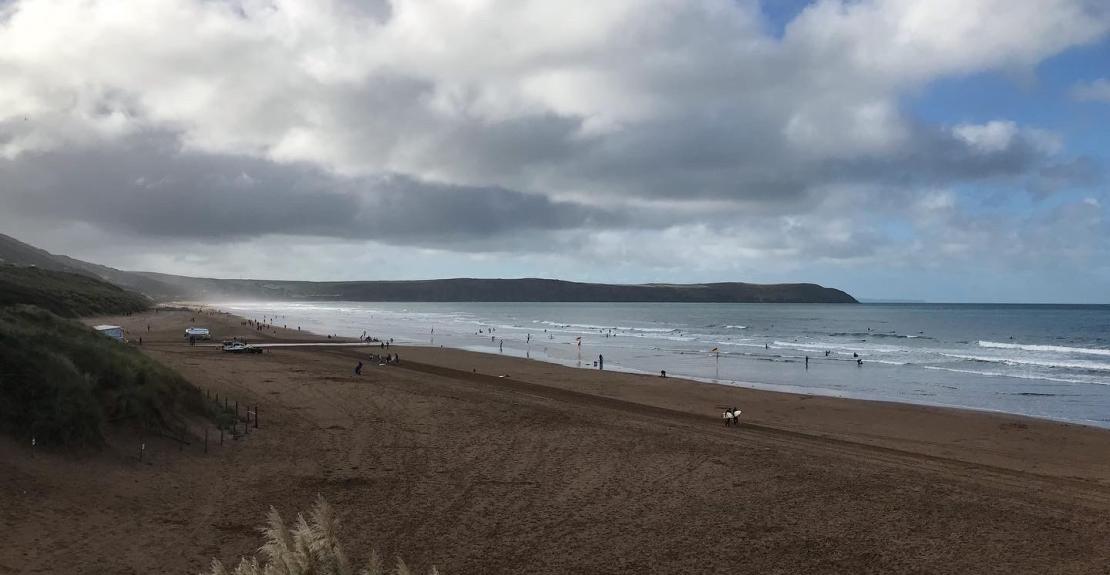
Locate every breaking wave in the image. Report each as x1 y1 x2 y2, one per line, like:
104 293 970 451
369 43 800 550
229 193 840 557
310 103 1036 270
978 341 1110 357
943 353 1110 372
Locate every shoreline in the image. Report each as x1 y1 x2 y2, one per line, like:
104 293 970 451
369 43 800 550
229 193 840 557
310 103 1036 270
5 306 1110 574
429 340 1110 430
197 304 1110 480
207 302 1110 431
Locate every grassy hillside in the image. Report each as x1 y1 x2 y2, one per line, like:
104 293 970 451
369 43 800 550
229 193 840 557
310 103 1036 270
0 264 150 317
0 262 200 445
0 232 183 299
0 232 859 303
0 233 91 271
0 305 204 445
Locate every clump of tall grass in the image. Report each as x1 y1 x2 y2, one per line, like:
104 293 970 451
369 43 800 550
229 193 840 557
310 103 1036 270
204 496 440 575
0 304 203 445
0 264 150 317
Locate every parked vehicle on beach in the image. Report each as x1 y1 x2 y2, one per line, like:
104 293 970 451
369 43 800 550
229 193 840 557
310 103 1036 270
93 324 125 342
222 341 263 354
185 327 211 340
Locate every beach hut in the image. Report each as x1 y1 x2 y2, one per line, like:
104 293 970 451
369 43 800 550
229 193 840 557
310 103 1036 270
93 324 124 341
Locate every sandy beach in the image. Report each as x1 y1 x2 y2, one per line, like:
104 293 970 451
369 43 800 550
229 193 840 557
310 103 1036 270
3 308 1110 574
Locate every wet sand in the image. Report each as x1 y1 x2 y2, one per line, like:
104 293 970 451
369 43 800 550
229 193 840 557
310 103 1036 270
3 308 1110 574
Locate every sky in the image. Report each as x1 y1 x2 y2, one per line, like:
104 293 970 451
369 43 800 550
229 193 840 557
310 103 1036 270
0 0 1108 303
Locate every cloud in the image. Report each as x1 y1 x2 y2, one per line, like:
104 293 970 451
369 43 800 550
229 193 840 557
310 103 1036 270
1071 78 1110 102
1029 156 1104 197
0 0 1107 299
0 132 616 246
2 0 1103 190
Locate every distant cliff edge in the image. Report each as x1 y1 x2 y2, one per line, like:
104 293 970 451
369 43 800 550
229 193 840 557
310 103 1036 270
131 275 860 304
0 233 858 303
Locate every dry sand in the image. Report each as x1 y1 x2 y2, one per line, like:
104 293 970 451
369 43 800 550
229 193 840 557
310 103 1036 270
3 308 1110 574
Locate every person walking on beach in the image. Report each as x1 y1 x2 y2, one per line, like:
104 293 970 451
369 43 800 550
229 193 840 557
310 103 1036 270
598 354 604 370
355 361 363 375
732 407 742 425
499 339 504 353
723 409 733 427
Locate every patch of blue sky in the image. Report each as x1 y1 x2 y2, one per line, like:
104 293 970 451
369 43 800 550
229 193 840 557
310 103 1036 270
877 219 914 243
757 0 815 38
906 37 1110 160
952 183 1028 213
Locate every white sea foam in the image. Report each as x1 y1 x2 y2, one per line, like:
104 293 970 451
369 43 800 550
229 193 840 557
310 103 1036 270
536 320 677 333
978 340 1110 357
773 340 907 354
943 353 1110 372
922 365 1098 385
724 325 748 330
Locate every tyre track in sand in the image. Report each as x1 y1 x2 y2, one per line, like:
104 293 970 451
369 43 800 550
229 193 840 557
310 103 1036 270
376 354 1110 513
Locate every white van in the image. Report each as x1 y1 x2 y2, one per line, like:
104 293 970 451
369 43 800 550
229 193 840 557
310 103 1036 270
184 327 211 340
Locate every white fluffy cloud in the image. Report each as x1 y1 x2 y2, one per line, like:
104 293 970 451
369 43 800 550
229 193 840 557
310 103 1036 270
0 0 1108 299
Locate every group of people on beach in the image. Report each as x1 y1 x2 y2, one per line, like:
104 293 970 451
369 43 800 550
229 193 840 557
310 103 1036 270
242 318 276 333
354 353 400 375
722 407 743 426
360 330 385 343
373 352 399 364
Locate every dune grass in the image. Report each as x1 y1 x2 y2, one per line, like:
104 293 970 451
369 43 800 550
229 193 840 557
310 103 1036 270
0 305 204 445
204 496 440 575
0 264 150 317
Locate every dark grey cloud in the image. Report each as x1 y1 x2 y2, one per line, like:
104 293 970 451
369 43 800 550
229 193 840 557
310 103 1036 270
1028 156 1104 197
537 115 1063 210
0 132 617 246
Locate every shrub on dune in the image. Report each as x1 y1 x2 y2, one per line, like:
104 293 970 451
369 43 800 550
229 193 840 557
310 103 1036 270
204 496 440 575
0 304 203 445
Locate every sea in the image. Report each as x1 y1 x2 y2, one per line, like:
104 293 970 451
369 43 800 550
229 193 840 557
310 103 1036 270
217 301 1110 428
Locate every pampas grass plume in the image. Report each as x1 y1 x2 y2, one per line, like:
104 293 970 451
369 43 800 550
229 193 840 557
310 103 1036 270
202 496 441 575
